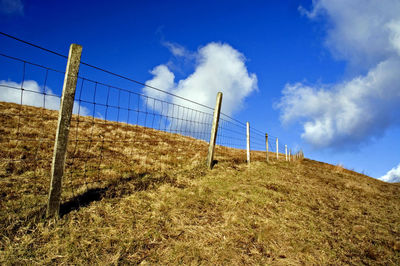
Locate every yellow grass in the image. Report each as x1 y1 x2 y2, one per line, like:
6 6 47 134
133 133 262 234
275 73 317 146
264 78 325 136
0 102 399 264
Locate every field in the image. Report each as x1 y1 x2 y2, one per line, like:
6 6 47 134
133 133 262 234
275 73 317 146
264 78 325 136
1 102 400 264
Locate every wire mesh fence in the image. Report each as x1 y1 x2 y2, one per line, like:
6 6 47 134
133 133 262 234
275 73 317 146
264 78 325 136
63 74 217 200
0 33 301 221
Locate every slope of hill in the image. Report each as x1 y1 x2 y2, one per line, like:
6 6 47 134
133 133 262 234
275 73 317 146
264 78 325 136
0 102 399 265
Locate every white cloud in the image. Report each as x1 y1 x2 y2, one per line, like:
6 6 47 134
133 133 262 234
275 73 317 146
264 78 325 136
277 0 400 149
0 0 23 15
380 163 400 183
143 42 258 132
278 58 400 148
162 41 192 58
143 65 175 101
0 80 89 115
387 20 400 56
301 0 400 70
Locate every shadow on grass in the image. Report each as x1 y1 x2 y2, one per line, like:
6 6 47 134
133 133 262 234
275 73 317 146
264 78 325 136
211 159 219 168
59 187 106 217
59 172 176 217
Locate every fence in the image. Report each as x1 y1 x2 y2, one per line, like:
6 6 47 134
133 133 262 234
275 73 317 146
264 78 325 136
0 33 303 220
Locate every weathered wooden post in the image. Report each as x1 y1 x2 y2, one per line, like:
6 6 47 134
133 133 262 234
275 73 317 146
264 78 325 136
47 44 82 218
276 137 278 160
289 149 291 162
285 144 288 161
265 133 269 162
207 92 223 169
246 122 250 164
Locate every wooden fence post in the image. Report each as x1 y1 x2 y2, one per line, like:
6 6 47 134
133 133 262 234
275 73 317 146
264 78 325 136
285 144 288 161
265 133 269 162
276 137 278 160
47 44 82 218
289 149 291 162
246 122 250 164
207 92 223 169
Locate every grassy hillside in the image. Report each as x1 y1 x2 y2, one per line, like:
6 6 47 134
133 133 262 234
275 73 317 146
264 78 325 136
1 102 399 265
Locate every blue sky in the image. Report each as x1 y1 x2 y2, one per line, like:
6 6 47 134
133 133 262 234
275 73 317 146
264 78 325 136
1 0 399 182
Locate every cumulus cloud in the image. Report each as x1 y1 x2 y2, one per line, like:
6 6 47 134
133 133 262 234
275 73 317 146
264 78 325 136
277 0 400 149
278 58 400 148
144 65 175 100
0 80 89 115
143 42 257 131
0 0 23 15
380 163 400 183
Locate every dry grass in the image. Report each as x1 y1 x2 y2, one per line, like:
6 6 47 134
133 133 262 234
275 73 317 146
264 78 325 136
0 102 399 265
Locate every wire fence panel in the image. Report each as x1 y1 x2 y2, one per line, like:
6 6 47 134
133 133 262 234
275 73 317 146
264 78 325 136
0 53 64 226
62 73 216 201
